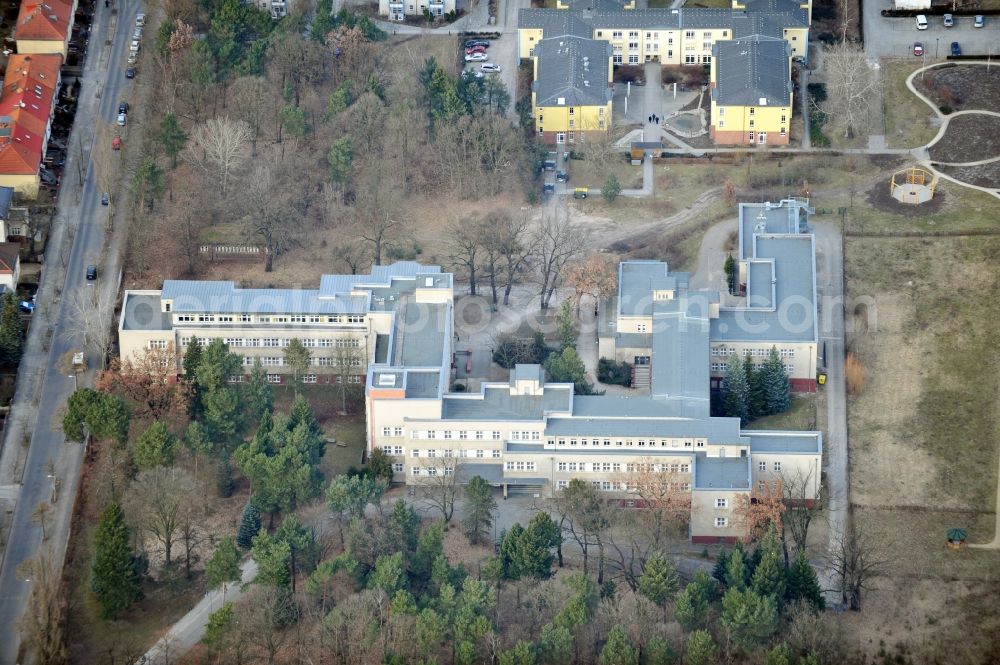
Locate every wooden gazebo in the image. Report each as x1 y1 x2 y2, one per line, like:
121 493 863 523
947 528 967 551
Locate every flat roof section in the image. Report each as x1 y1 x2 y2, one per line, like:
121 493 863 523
744 430 821 454
694 453 751 489
120 292 172 331
405 370 442 398
618 261 671 317
746 260 775 308
394 301 449 367
442 384 573 421
546 416 744 442
160 281 369 315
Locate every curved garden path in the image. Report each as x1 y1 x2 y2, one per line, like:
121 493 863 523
904 61 1000 200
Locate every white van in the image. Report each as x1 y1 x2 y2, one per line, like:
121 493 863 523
916 14 928 29
135 12 146 27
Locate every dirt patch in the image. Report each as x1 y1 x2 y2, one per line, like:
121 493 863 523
937 161 1000 188
865 175 947 216
914 64 1000 112
928 113 1000 163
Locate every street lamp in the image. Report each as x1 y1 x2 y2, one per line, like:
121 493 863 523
935 37 939 59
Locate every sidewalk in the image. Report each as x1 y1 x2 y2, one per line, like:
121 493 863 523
135 559 258 665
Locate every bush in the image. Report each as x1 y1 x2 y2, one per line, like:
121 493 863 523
939 105 953 115
597 358 632 386
493 333 550 369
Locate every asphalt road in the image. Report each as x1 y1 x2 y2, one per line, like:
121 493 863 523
812 221 848 606
0 1 140 661
863 0 1000 59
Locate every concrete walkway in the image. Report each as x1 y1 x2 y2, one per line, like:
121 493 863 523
134 559 258 665
903 61 1000 201
798 63 812 150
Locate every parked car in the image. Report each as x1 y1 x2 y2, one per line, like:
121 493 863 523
481 63 501 73
974 15 984 28
951 41 961 56
916 14 927 29
127 52 138 64
101 192 109 205
132 27 143 39
556 170 569 183
129 40 140 52
135 12 146 26
464 52 488 62
19 300 34 314
943 13 954 27
913 42 924 56
118 100 129 114
543 159 557 171
466 46 487 55
125 66 136 79
464 40 489 48
86 265 97 280
112 136 121 150
543 182 555 195
117 113 127 126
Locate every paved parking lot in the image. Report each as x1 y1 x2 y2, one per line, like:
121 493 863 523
864 2 1000 59
459 33 519 116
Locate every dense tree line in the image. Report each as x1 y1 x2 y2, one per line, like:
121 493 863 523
721 347 791 424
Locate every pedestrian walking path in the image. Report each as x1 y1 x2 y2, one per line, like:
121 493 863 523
133 560 258 665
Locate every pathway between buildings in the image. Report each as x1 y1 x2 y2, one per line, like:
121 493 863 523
134 560 258 665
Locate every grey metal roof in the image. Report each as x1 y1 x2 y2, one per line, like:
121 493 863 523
441 384 573 420
405 370 442 398
394 301 449 367
712 235 816 342
650 308 711 411
160 281 369 315
318 262 447 297
693 453 750 489
533 35 612 108
738 200 808 260
513 363 545 385
712 36 791 107
617 261 683 316
746 260 775 308
120 292 172 331
745 430 821 454
519 8 594 37
546 414 744 443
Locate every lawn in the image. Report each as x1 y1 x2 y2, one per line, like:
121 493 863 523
745 393 817 431
882 60 939 149
837 179 1000 234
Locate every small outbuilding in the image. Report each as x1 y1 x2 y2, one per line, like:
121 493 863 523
947 528 967 551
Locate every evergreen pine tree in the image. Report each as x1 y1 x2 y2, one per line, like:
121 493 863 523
237 502 262 549
245 358 273 420
289 394 322 437
751 545 786 601
183 337 203 418
765 642 793 665
644 636 674 665
638 552 679 618
600 625 638 665
674 579 711 631
712 547 730 585
132 421 179 470
761 347 791 415
723 254 736 294
723 354 751 424
91 503 143 618
786 549 826 611
685 630 718 665
745 354 765 421
0 292 24 364
724 543 747 590
721 587 779 653
216 454 235 498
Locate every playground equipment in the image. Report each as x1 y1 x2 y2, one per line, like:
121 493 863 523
890 166 937 204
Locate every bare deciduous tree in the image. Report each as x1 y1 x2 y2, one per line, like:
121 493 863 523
416 457 462 524
445 216 487 296
826 519 888 611
124 467 196 568
532 211 588 310
781 467 824 560
183 117 252 196
64 286 115 367
821 42 881 139
241 163 299 272
353 163 402 266
18 547 67 665
483 210 531 306
229 76 273 154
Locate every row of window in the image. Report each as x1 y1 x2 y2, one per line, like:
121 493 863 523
555 461 691 474
710 362 795 373
555 437 705 449
715 347 796 358
410 449 502 459
603 29 724 40
555 479 688 493
174 314 365 324
179 337 361 349
505 461 538 471
414 430 503 441
229 373 361 384
411 466 454 476
381 428 405 438
760 461 782 471
239 356 363 368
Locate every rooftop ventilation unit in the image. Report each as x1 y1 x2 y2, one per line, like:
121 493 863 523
424 277 434 287
759 97 767 105
378 374 397 387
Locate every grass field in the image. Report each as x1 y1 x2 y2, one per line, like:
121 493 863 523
882 60 939 149
745 394 817 431
843 229 1000 663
